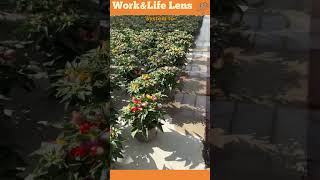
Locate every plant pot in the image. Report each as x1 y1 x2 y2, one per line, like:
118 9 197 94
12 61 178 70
168 89 176 101
163 89 176 103
135 128 158 142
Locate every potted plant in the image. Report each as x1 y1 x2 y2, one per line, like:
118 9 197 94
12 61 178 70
127 73 157 95
151 66 181 101
27 107 123 180
111 54 144 85
120 93 166 142
127 67 181 102
52 48 109 108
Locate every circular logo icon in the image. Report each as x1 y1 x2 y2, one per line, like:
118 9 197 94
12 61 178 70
199 2 208 10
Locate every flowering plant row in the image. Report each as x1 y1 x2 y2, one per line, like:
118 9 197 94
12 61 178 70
110 29 193 85
111 16 203 35
128 66 182 96
111 17 203 141
28 43 123 180
111 29 193 66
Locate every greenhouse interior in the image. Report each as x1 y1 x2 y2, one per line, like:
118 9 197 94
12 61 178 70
0 0 320 180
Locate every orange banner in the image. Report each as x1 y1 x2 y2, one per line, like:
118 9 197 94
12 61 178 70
110 0 210 16
110 170 210 180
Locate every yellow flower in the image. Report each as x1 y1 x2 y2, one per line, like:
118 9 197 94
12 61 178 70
78 72 90 82
146 94 153 100
141 74 151 80
56 138 66 145
130 83 139 91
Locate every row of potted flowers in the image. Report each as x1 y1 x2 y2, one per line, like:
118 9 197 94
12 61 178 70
111 18 203 143
110 16 203 36
120 93 166 142
27 15 203 179
110 29 193 86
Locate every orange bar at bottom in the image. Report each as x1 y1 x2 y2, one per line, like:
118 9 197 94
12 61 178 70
110 170 210 180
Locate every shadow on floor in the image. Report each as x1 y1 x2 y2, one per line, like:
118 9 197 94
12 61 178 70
165 104 205 126
115 125 205 170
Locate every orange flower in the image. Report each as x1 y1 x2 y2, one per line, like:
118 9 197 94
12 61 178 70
78 72 90 81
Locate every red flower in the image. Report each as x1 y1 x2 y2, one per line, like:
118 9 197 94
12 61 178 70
79 122 93 134
70 146 87 158
130 106 143 113
130 107 139 113
132 97 141 104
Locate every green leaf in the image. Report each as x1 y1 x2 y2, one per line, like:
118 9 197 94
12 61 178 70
78 92 86 101
142 127 148 139
157 124 164 132
131 129 139 138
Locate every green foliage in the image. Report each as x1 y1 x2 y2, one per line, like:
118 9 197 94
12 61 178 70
27 107 121 180
128 66 181 96
27 15 203 179
16 0 82 37
12 1 113 179
111 16 203 35
52 48 109 108
15 0 102 68
28 42 115 179
111 28 192 86
111 16 203 143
